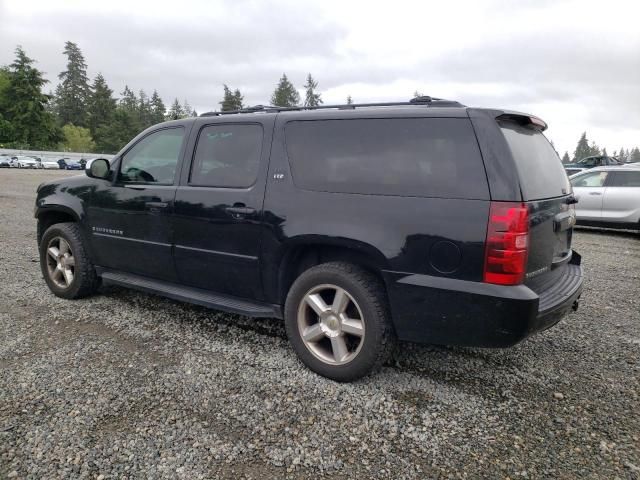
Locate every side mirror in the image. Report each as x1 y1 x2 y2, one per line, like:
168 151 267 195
86 158 110 179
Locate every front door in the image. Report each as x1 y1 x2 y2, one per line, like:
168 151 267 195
88 126 188 281
571 170 609 221
172 119 272 300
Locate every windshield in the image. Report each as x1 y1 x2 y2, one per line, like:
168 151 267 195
499 121 571 200
577 157 597 166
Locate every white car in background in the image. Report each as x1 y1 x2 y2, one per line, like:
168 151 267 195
41 158 61 169
570 165 640 231
14 156 39 168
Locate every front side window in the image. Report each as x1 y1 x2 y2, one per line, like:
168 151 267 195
189 124 263 188
284 118 488 199
119 128 185 184
607 171 640 187
570 171 608 188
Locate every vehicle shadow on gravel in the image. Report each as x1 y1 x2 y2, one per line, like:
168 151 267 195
100 283 544 399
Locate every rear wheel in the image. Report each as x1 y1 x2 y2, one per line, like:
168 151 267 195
40 222 99 299
284 262 394 382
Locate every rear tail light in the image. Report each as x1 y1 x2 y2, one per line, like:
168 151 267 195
483 202 529 285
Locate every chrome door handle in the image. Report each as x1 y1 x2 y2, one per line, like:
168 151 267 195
225 206 256 215
145 201 168 209
588 192 602 195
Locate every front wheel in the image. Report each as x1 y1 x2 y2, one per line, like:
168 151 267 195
40 222 100 299
284 262 395 382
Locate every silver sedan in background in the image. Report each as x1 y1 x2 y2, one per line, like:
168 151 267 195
570 165 640 231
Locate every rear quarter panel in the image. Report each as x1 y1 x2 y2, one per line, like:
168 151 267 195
602 186 640 224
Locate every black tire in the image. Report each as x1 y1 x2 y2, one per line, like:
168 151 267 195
39 222 99 299
284 262 395 382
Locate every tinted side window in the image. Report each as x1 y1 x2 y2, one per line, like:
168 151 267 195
119 128 184 184
190 124 263 188
284 118 488 199
607 171 640 187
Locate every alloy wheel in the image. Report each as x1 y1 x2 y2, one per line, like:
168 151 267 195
45 236 75 289
297 284 365 365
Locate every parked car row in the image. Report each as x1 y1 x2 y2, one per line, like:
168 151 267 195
0 155 88 170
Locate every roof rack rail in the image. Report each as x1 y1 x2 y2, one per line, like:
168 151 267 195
200 96 465 117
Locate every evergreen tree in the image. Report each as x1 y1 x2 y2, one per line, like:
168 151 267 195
87 73 116 138
413 90 424 98
271 73 300 107
5 46 61 149
346 95 353 105
602 147 608 157
573 132 591 161
138 89 152 127
110 86 142 144
219 84 244 111
149 90 166 124
617 147 627 162
303 74 322 107
95 107 139 153
233 89 243 111
119 85 138 112
630 147 640 163
0 67 12 144
55 41 90 127
561 151 570 164
166 98 184 120
183 100 192 118
588 141 601 157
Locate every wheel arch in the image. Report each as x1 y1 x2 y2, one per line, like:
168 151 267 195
36 206 80 244
274 236 390 305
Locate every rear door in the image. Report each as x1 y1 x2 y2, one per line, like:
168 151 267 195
569 170 610 220
602 170 640 224
497 119 575 288
172 118 273 300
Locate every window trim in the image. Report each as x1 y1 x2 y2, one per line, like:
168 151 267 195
116 126 186 186
187 122 264 189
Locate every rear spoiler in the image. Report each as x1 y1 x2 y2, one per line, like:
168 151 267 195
496 112 547 131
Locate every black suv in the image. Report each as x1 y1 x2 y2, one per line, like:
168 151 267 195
35 98 583 381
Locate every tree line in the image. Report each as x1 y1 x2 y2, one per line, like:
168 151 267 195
1 42 638 159
0 42 338 154
559 132 640 164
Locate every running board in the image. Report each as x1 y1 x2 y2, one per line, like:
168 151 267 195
99 269 282 319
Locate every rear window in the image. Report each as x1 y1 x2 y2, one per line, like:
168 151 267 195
284 118 488 199
499 122 570 200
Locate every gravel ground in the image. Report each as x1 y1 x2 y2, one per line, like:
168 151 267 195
1 169 639 479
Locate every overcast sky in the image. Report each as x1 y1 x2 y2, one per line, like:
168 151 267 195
1 0 639 156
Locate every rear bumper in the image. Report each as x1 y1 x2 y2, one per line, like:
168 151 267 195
383 251 583 348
